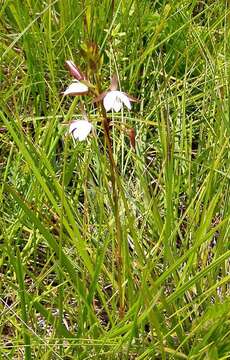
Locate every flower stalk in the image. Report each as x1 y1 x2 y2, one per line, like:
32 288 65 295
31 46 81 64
100 103 125 318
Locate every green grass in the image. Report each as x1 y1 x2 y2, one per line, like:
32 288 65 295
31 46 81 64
0 0 230 359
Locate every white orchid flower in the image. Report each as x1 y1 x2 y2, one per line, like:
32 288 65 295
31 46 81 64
63 60 88 96
63 81 88 96
103 90 131 112
93 74 138 112
69 120 92 141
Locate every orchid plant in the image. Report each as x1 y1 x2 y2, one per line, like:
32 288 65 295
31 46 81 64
62 56 138 318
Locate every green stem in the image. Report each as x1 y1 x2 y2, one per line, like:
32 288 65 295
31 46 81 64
16 249 32 360
57 135 68 354
101 109 124 318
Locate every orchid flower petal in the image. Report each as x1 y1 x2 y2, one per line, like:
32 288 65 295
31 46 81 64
113 97 123 112
117 92 131 110
64 82 88 96
103 91 117 111
110 74 118 91
125 93 139 103
69 120 92 141
93 91 108 103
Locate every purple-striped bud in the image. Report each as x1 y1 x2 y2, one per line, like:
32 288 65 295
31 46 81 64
65 60 86 81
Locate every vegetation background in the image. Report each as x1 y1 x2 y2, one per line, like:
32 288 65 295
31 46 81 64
0 0 230 358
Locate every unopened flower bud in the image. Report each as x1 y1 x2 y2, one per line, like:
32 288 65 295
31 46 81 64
65 60 86 81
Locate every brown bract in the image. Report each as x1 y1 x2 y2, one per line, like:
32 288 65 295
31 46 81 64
129 128 136 149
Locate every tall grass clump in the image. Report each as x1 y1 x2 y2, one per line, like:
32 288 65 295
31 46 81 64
0 0 230 359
